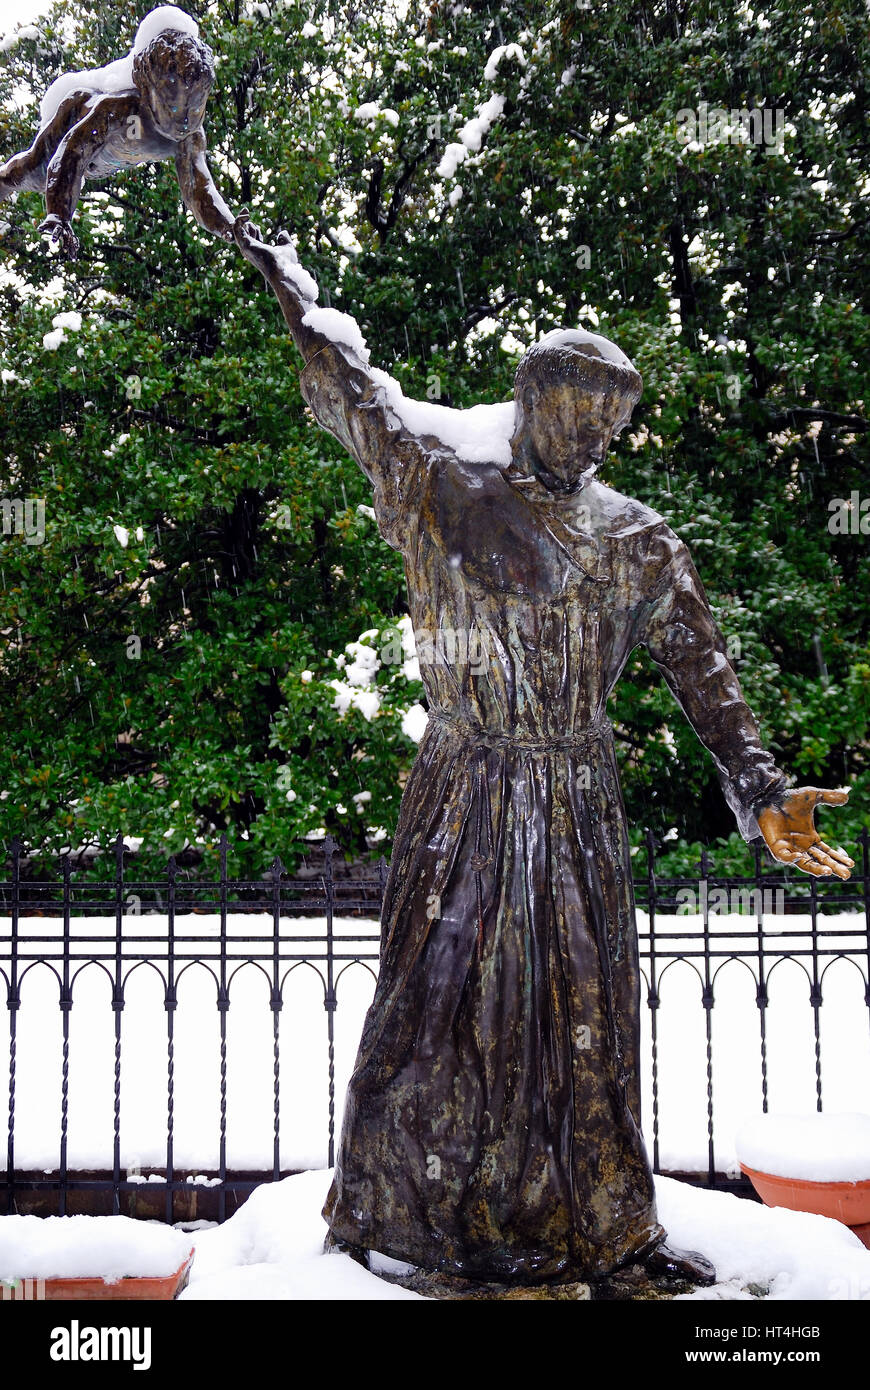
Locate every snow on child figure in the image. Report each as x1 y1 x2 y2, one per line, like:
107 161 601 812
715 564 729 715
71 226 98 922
0 6 247 256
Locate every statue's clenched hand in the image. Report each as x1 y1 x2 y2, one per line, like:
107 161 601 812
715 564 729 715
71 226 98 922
757 788 853 879
233 208 295 270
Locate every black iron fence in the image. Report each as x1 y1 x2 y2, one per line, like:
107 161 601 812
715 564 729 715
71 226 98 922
1 828 868 1221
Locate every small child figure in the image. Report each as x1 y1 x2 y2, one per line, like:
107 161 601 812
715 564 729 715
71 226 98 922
0 5 244 256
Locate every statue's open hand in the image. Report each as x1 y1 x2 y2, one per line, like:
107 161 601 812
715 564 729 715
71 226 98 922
757 787 853 879
38 214 79 259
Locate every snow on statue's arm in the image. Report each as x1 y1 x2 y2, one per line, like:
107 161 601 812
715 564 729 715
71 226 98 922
233 215 420 546
637 524 789 842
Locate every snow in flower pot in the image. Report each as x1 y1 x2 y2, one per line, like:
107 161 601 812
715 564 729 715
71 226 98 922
736 1112 870 1249
0 1214 194 1300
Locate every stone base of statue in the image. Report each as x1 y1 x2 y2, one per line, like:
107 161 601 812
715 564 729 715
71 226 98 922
325 1228 712 1300
373 1263 705 1301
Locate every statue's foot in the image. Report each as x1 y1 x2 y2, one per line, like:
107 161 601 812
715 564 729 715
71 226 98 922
643 1240 716 1285
323 1227 369 1270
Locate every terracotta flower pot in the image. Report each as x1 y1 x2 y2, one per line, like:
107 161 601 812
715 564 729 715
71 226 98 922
3 1249 194 1301
740 1165 870 1247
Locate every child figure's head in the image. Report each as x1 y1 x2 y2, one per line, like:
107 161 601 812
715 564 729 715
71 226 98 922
133 27 215 141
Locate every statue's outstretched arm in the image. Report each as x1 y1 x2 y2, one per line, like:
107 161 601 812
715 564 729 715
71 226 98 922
640 527 852 877
175 128 236 242
233 210 326 359
0 90 94 201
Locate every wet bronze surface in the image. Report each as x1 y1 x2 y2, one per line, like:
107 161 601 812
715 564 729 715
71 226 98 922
0 25 236 255
237 215 850 1283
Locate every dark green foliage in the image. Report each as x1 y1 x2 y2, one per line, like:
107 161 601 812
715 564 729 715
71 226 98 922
0 0 866 879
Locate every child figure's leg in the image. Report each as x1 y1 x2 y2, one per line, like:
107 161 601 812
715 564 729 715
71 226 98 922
0 146 48 199
0 91 87 201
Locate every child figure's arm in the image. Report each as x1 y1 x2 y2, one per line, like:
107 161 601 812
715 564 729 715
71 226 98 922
174 128 236 242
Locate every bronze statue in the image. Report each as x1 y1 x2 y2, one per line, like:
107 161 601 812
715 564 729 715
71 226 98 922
235 212 852 1289
0 6 240 257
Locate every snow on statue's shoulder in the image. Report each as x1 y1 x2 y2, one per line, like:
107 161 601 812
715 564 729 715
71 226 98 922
299 295 516 466
302 307 370 363
379 388 516 468
736 1112 870 1184
39 5 199 129
366 367 514 465
39 60 134 128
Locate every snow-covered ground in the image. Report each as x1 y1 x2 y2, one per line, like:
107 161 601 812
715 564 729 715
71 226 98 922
175 1168 870 1300
1 1168 867 1299
0 909 867 1176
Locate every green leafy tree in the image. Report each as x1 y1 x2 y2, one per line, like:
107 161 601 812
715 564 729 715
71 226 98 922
0 0 866 881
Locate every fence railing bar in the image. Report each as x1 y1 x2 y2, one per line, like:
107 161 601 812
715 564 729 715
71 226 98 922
645 829 661 1176
59 858 72 1216
166 855 177 1227
218 835 229 1224
324 837 337 1170
810 872 823 1113
112 833 125 1216
270 855 283 1185
5 837 20 1215
754 841 770 1116
699 848 716 1186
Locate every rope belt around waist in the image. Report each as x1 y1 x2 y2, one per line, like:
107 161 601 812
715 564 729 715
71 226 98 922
428 707 612 752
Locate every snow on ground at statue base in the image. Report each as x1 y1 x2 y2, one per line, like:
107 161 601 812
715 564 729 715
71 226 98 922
176 1169 870 1301
657 1177 870 1301
1 909 868 1176
736 1113 870 1182
179 1169 422 1301
0 1213 191 1281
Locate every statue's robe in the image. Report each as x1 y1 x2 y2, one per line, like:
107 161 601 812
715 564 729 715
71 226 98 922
301 341 786 1282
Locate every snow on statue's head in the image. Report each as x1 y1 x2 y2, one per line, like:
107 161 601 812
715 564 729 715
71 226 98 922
511 329 643 492
514 328 642 410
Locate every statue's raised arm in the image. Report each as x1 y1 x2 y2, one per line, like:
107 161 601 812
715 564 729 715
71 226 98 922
233 212 422 533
